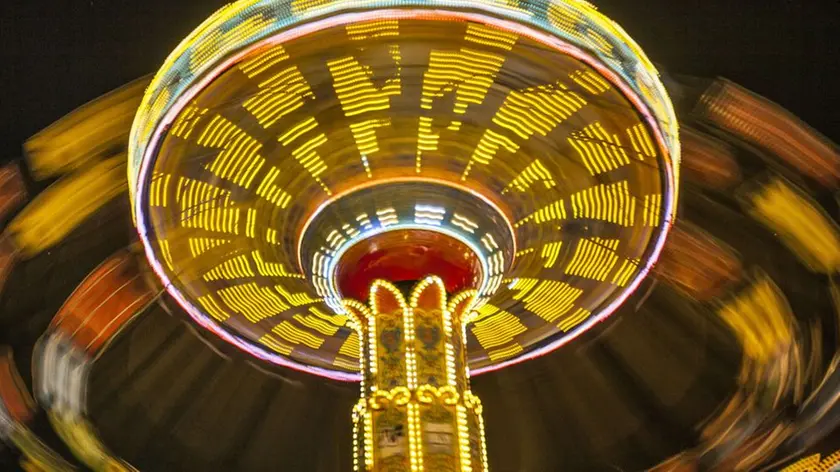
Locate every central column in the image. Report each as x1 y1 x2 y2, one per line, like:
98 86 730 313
343 276 488 472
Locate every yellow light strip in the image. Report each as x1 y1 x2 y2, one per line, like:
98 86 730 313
218 282 289 323
557 307 591 332
464 22 518 50
503 159 555 194
569 69 610 95
509 278 583 323
243 65 314 128
188 237 230 257
196 115 265 188
470 305 526 349
170 103 208 139
275 282 322 306
157 240 174 271
421 48 504 114
487 343 523 361
492 82 586 140
277 116 318 146
203 253 255 281
611 258 639 287
571 181 636 226
568 122 630 175
626 123 656 160
516 199 566 227
327 55 400 117
346 19 399 40
258 333 294 355
255 167 293 208
239 44 289 78
273 320 325 349
197 293 230 322
177 176 240 234
339 331 360 357
564 238 619 281
540 241 563 268
642 194 662 227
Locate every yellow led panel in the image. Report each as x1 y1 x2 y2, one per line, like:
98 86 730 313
487 343 523 362
327 55 400 117
503 159 555 194
255 167 293 208
571 181 636 226
170 103 208 139
421 48 505 114
464 23 518 50
188 237 230 257
569 69 610 95
470 304 526 349
557 308 590 332
565 238 619 281
626 123 657 161
515 200 566 228
148 173 171 207
346 20 399 40
509 278 582 323
540 241 563 268
273 320 325 349
218 282 290 324
196 115 265 188
612 258 639 287
239 44 289 78
203 253 255 281
244 66 315 129
568 122 630 175
642 194 662 227
259 333 294 355
197 294 230 322
493 82 587 140
177 177 241 234
339 331 361 357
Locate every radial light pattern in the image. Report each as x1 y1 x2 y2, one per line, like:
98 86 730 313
130 1 678 380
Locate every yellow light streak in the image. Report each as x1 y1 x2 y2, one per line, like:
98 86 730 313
568 122 630 175
218 282 290 323
196 115 265 188
244 65 314 128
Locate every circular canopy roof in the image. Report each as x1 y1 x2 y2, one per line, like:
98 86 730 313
129 1 679 380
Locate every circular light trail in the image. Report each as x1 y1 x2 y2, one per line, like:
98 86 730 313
130 3 679 381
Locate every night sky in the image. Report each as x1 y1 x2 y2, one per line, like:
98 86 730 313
2 0 838 160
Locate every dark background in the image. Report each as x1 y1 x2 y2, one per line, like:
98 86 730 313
1 0 838 158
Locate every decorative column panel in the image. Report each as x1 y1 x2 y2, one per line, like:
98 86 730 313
343 276 488 472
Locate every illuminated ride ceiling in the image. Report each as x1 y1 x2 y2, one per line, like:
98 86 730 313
129 0 679 381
